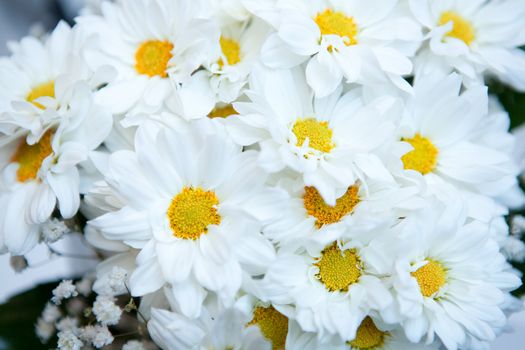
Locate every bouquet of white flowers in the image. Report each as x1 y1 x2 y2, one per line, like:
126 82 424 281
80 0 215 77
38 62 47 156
1 0 525 349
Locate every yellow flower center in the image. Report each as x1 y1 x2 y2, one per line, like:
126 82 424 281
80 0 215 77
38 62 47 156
135 40 174 78
247 306 288 350
208 104 238 119
303 185 360 228
292 118 334 153
438 11 475 46
11 130 54 183
316 243 361 292
167 187 221 240
401 134 438 175
26 81 55 109
411 260 447 298
218 36 241 68
314 9 358 46
348 317 387 350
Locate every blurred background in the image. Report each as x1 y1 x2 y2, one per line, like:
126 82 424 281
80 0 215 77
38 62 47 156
0 0 524 349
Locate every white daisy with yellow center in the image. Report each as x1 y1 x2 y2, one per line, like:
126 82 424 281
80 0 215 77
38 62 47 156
204 17 270 104
389 73 518 204
148 296 273 350
89 122 282 319
264 174 423 251
278 318 429 350
244 0 422 97
261 234 395 341
227 67 397 206
0 82 112 256
77 0 218 115
0 21 102 144
410 0 525 90
386 205 521 350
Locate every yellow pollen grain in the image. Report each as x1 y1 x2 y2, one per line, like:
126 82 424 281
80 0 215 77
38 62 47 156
438 11 475 46
247 306 288 350
292 118 334 153
135 40 174 78
208 104 238 119
411 260 447 298
401 134 438 175
348 317 387 350
26 81 55 109
218 36 241 68
316 243 362 292
303 185 360 228
167 187 221 240
314 9 358 46
11 129 54 183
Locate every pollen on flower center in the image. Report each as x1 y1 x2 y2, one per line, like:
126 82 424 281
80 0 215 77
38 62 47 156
135 40 174 78
218 36 241 68
411 260 447 298
27 81 55 109
314 9 358 46
292 118 334 153
247 306 288 350
348 317 387 350
167 187 221 240
438 11 475 46
208 104 238 119
303 185 360 228
401 134 438 175
11 129 54 183
316 243 362 292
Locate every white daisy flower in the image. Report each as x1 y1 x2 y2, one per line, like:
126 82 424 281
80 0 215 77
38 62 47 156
389 73 519 205
245 0 422 96
410 0 525 89
204 18 269 104
89 121 282 318
0 21 108 143
235 293 312 350
148 298 271 350
0 83 112 255
328 316 439 350
265 173 423 251
386 205 521 350
78 0 218 115
260 232 396 341
298 316 439 350
227 66 397 205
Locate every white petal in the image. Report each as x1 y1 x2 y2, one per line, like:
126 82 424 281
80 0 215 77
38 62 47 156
47 168 80 219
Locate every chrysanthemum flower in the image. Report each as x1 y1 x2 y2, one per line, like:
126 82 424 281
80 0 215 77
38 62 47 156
245 0 422 96
89 121 283 318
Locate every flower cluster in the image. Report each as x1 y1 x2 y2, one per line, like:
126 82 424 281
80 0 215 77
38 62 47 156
1 0 525 349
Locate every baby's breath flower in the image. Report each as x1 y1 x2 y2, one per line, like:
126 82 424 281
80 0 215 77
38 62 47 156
57 330 83 350
52 280 78 305
122 340 146 350
92 295 122 326
42 218 70 243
